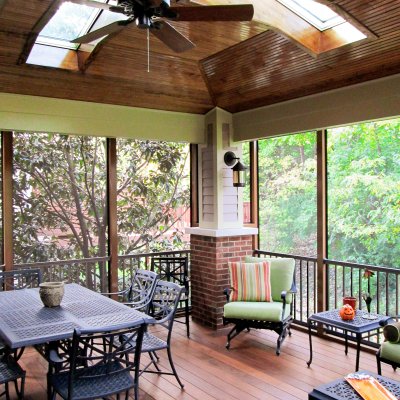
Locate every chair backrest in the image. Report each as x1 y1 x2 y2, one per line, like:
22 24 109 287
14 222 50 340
126 269 159 313
151 257 189 311
244 257 295 302
0 268 42 291
151 280 185 339
66 322 145 399
151 257 189 289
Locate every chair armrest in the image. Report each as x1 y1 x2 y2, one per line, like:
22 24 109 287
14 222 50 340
223 288 231 302
379 316 396 327
101 288 128 297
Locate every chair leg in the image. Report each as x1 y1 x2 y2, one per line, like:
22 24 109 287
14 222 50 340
376 350 382 375
167 347 184 389
13 347 25 362
5 382 10 400
14 373 25 400
149 352 161 372
226 323 246 349
276 323 290 356
185 298 190 338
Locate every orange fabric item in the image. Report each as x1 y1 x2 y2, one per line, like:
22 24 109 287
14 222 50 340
345 374 397 400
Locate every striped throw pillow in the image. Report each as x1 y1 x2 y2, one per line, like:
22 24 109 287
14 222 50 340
228 261 272 302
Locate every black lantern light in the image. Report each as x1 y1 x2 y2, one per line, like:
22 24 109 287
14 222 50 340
224 151 247 187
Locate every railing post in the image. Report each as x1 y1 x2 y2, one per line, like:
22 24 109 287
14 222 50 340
2 131 13 271
317 129 327 312
107 138 118 295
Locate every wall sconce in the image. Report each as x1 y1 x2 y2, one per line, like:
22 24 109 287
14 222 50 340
224 151 247 187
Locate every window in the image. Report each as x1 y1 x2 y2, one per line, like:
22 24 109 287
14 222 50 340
258 132 317 256
277 0 344 31
116 140 190 254
13 133 107 263
327 119 400 267
27 1 127 70
38 2 100 49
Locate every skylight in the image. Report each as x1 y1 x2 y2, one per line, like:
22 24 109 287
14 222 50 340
36 0 126 51
278 0 345 31
37 2 101 50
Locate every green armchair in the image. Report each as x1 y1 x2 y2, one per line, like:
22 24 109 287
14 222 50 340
223 256 296 355
377 320 400 374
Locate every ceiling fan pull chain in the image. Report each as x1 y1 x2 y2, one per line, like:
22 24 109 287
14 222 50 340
147 28 150 73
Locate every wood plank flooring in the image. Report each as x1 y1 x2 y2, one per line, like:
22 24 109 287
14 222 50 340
12 319 400 399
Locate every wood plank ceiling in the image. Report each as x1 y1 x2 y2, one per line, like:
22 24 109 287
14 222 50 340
0 0 399 114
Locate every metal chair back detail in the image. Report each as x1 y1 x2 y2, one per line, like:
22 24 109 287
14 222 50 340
125 269 159 313
0 354 25 400
151 257 190 337
48 322 146 400
0 268 42 291
140 280 185 388
103 269 159 314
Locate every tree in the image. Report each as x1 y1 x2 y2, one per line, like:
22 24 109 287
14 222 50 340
258 132 317 256
12 133 190 279
327 119 400 267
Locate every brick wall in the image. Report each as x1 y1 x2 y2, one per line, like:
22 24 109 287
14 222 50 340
190 234 253 329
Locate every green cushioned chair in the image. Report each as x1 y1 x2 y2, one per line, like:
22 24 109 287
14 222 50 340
223 256 296 355
377 320 400 374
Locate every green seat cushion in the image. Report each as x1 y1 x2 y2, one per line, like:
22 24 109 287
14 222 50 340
223 301 290 322
245 256 295 303
380 341 400 364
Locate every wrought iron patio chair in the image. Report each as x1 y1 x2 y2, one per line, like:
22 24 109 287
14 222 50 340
0 268 42 360
125 280 185 389
223 257 296 355
103 269 159 314
376 319 400 375
0 268 42 292
151 256 190 337
0 354 25 400
47 322 146 400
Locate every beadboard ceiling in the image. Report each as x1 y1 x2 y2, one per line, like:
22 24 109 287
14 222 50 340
0 0 399 114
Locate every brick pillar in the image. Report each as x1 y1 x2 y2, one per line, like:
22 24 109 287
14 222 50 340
190 234 254 329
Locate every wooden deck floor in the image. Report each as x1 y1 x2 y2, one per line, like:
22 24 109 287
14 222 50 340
14 318 400 399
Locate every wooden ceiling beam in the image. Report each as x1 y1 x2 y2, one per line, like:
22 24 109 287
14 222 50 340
17 0 63 65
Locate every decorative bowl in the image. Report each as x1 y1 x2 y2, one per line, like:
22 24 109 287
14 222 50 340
39 282 65 307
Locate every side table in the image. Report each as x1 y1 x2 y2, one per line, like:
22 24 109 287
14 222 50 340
306 309 392 371
309 370 400 399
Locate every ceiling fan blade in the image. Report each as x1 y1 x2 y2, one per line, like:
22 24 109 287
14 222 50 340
151 21 195 53
71 20 131 43
168 4 254 21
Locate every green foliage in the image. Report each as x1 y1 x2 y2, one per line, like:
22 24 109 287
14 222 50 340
258 132 317 256
12 133 190 264
257 118 400 268
328 120 400 267
116 139 190 254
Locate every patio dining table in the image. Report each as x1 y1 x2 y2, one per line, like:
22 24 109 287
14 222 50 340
0 283 153 349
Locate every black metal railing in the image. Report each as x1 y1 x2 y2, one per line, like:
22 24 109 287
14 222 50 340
13 257 110 292
254 250 399 346
325 259 400 318
254 250 318 326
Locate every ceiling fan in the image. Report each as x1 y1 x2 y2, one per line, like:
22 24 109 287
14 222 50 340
68 0 254 53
